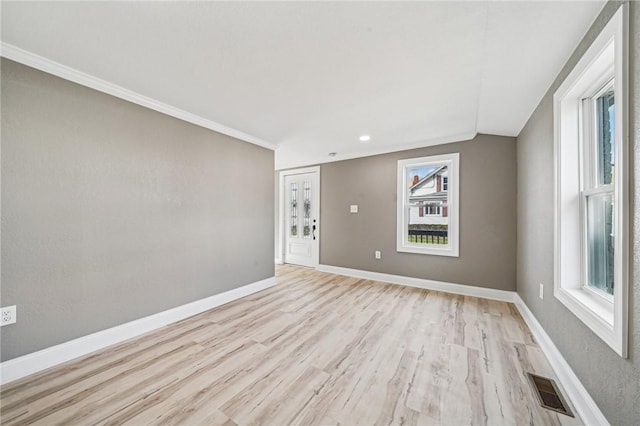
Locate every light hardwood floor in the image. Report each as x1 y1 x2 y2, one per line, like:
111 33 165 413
0 265 581 426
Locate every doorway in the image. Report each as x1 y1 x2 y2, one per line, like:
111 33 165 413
279 167 319 267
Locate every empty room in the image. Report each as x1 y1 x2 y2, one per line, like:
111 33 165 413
0 1 638 425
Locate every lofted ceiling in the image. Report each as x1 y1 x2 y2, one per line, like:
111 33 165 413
1 1 605 169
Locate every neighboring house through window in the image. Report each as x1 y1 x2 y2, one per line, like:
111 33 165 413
397 153 459 256
412 166 447 219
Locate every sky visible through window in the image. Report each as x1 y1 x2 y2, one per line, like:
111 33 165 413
407 166 438 187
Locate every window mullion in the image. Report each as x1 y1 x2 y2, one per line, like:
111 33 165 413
582 185 615 197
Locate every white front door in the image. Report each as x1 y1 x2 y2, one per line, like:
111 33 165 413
283 170 319 267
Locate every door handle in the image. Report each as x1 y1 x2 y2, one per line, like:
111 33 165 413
312 224 317 240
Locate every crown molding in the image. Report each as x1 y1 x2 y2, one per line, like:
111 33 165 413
0 42 276 151
275 131 478 170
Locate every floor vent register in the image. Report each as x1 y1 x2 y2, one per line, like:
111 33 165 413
526 373 574 417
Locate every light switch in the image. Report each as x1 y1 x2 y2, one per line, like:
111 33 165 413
350 205 358 213
539 283 544 300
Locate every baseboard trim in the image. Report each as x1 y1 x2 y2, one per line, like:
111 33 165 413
316 264 514 302
316 264 608 425
0 276 276 385
512 295 609 426
1 266 608 425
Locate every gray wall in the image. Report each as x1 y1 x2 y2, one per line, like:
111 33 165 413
320 134 516 291
516 2 639 424
1 59 275 361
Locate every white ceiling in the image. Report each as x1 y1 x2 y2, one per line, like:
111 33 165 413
1 1 605 169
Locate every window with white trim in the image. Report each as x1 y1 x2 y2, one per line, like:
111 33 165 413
397 153 459 257
553 5 628 357
583 82 615 297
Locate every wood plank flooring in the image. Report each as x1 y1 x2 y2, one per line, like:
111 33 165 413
0 265 581 425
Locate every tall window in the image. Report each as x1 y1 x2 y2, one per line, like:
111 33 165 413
397 153 459 257
553 5 628 357
583 84 615 296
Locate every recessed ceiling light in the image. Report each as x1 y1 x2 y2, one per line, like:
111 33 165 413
359 135 371 142
328 152 337 157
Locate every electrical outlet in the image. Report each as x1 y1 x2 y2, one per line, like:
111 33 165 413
350 205 358 213
539 283 544 300
1 306 17 326
375 250 381 259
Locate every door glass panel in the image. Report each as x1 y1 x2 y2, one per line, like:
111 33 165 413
587 192 615 295
303 180 311 238
290 182 298 237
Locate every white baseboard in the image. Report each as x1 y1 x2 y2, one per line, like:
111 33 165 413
316 264 514 302
512 295 609 426
1 265 608 425
274 257 284 265
317 264 608 425
0 276 276 385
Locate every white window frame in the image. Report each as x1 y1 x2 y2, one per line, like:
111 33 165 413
553 5 628 357
397 153 459 257
581 79 615 301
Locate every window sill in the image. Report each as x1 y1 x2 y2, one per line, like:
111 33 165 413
554 286 621 353
397 244 459 257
